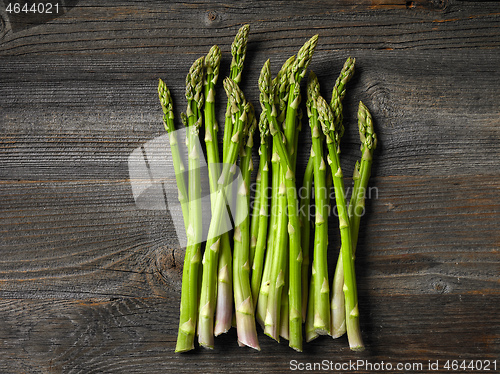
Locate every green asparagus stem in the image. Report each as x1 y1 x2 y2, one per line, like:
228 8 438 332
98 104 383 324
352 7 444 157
330 57 356 132
176 57 205 353
233 104 260 350
203 45 222 211
331 102 376 340
197 78 249 349
214 233 233 336
158 79 189 233
305 262 319 342
326 57 357 339
285 35 318 167
264 173 288 340
259 59 303 351
256 55 295 329
215 25 250 336
280 268 290 341
230 24 250 85
317 96 364 351
250 113 270 309
249 168 261 268
348 161 361 223
352 101 377 248
256 148 279 327
306 72 331 335
223 24 250 152
299 150 313 321
287 36 318 349
198 45 236 346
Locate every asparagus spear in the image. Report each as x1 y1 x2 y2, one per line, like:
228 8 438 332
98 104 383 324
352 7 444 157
326 57 357 339
285 35 318 167
222 24 250 152
203 45 222 211
306 72 331 336
299 151 313 321
262 58 295 341
215 25 250 335
259 59 303 351
331 101 376 340
176 57 205 353
198 45 236 346
202 43 236 338
264 168 288 340
250 113 270 308
197 78 250 349
256 149 280 327
158 79 189 233
233 104 260 350
317 95 364 351
351 101 377 248
256 56 294 328
249 166 261 269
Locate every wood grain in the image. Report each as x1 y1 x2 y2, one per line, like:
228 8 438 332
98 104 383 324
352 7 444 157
0 0 499 372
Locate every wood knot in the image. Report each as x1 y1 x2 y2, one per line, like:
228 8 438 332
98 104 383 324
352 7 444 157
431 279 451 294
205 10 221 25
405 0 448 11
154 245 183 292
406 1 416 9
432 0 449 10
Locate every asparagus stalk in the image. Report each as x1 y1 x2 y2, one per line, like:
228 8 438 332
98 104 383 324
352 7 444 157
256 56 294 327
222 24 250 152
203 45 222 211
233 103 260 350
215 25 250 335
352 102 377 248
205 44 234 337
264 172 288 340
197 78 250 348
306 72 331 336
249 167 261 268
285 35 318 167
256 148 279 327
260 56 294 340
280 267 290 341
287 36 318 350
317 95 364 351
259 59 303 351
250 113 270 308
299 150 313 320
326 57 357 339
304 259 317 341
158 79 189 232
176 57 205 353
331 102 376 340
329 57 356 133
198 45 236 346
303 147 319 342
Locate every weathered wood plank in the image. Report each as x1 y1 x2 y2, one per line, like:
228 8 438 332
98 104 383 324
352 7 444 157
0 295 498 373
0 175 497 299
1 49 499 179
1 0 499 56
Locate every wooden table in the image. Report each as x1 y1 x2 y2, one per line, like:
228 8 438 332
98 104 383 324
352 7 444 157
1 1 498 372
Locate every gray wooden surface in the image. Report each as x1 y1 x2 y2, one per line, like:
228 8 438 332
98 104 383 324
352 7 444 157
0 0 499 373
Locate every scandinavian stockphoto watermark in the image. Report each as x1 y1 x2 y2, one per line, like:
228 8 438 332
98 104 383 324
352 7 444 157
128 129 378 247
128 128 245 248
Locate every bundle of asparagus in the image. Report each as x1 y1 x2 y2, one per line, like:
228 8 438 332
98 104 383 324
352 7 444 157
157 25 377 353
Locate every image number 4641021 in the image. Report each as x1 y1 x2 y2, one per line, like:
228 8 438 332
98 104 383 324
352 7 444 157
128 129 246 248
